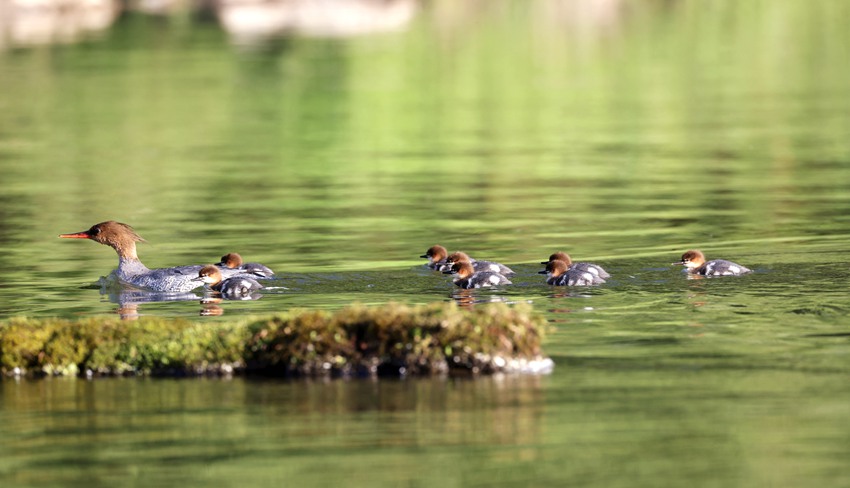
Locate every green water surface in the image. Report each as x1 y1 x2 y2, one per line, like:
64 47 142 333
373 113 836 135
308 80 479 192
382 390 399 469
1 1 849 486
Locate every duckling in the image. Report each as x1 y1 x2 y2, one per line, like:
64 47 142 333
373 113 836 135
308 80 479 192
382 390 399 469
217 252 274 278
420 244 452 271
194 264 264 298
541 251 609 279
539 259 605 286
443 261 512 289
445 251 514 276
672 250 751 276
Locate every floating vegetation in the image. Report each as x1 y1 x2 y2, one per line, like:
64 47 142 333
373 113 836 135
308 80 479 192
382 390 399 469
0 303 552 378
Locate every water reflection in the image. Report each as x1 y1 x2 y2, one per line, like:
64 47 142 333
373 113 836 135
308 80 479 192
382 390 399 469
102 287 201 319
0 0 119 49
0 0 419 50
546 289 594 299
217 0 417 45
0 0 646 50
100 283 265 319
199 301 225 316
102 287 201 306
450 288 509 309
0 375 548 456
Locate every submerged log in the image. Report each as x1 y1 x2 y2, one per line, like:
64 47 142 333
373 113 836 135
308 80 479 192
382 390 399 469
0 302 553 378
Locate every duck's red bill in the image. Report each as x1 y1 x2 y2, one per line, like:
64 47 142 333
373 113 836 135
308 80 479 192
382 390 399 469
59 232 90 239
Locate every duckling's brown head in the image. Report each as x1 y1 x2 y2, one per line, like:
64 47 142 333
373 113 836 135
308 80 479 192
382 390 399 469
542 252 572 265
446 260 475 279
541 259 569 277
195 265 223 285
674 250 706 269
219 252 243 269
421 245 448 262
445 251 472 265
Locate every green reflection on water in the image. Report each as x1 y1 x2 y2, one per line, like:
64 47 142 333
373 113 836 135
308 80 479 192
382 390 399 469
1 0 850 486
0 1 847 279
1 369 849 487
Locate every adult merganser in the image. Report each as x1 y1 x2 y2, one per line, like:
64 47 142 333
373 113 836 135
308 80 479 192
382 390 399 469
541 252 610 279
539 259 605 286
218 252 274 278
672 250 752 276
443 261 511 289
420 245 452 271
194 265 264 298
445 251 515 276
59 221 261 293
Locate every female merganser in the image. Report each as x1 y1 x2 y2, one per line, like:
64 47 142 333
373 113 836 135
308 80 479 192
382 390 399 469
539 259 606 286
445 251 515 276
672 250 752 276
541 252 610 279
218 252 274 278
59 221 259 293
194 265 264 298
421 245 453 271
443 261 511 289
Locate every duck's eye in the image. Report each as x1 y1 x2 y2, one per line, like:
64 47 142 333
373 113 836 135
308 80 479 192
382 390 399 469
89 226 101 236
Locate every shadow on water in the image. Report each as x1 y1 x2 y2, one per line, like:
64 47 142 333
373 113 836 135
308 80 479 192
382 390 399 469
96 280 272 318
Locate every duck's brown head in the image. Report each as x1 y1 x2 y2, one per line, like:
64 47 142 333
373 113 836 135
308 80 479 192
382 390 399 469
541 251 572 265
218 252 243 269
194 265 223 285
539 259 569 277
59 221 145 259
421 245 448 262
445 251 472 265
673 250 706 269
444 260 475 279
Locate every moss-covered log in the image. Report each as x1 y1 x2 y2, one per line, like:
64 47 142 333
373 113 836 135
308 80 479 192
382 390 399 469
0 303 553 378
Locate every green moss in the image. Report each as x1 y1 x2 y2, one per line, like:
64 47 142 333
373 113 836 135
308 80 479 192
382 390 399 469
0 302 551 378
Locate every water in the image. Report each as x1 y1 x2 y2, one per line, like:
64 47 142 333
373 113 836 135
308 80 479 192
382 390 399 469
1 0 850 486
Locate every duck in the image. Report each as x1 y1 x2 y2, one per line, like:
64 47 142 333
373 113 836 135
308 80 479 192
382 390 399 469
445 251 515 276
194 265 264 298
539 259 606 286
443 261 511 289
672 249 752 276
420 244 453 271
59 221 268 293
541 251 610 279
